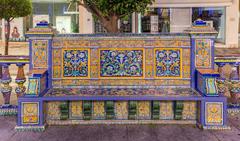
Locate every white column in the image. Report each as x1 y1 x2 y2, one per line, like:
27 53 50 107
79 6 94 34
225 0 239 47
131 12 141 33
150 15 159 33
137 13 142 33
131 12 136 33
170 8 192 33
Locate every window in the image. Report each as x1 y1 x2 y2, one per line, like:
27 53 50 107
192 7 226 43
32 0 79 33
94 16 132 33
141 8 170 33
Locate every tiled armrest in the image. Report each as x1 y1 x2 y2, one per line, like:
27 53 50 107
25 69 48 97
196 69 220 97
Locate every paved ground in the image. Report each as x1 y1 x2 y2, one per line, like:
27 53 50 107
0 114 240 141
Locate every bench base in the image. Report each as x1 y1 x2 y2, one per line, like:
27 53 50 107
16 88 228 131
0 105 17 116
47 119 196 125
15 125 46 132
197 123 231 130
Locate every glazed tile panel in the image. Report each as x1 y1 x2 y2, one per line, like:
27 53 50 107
63 49 90 78
205 102 223 126
26 78 39 95
52 37 191 87
40 75 46 93
155 48 182 78
182 101 197 120
32 40 48 68
53 49 62 78
137 101 151 120
70 101 83 119
115 101 128 120
45 88 201 97
47 102 61 120
100 49 144 78
159 101 174 119
195 39 212 68
45 101 198 121
22 102 39 125
93 101 105 119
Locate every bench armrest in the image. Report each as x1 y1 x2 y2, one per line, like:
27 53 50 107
196 69 220 97
25 69 48 97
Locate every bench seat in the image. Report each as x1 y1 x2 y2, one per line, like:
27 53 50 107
36 87 204 101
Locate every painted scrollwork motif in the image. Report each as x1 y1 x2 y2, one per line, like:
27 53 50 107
63 50 89 77
100 50 143 77
155 49 181 77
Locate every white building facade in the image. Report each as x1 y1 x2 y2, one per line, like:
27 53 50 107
0 0 239 48
79 0 239 48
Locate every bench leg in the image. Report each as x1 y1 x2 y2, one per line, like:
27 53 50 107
15 99 46 132
197 97 230 130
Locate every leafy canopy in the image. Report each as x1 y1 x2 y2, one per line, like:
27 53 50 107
84 0 154 17
0 0 32 21
77 0 155 32
78 0 154 19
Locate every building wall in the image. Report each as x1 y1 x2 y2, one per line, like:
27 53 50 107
30 0 238 48
239 0 240 33
225 0 239 47
153 0 239 48
170 8 192 33
79 6 94 34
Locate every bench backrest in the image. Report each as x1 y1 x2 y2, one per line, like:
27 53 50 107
27 31 216 91
49 35 191 88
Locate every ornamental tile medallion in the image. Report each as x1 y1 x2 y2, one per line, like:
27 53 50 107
195 39 211 68
70 101 83 119
32 40 48 68
115 101 128 120
137 101 151 120
22 102 39 125
93 101 105 119
159 101 174 120
206 78 218 95
62 49 90 78
155 48 182 78
26 78 39 96
182 101 197 120
100 49 144 78
47 102 61 120
205 102 223 126
53 49 62 78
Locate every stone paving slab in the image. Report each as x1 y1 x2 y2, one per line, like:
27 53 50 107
1 115 240 141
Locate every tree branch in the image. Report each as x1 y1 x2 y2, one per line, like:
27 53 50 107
9 17 14 22
81 0 109 21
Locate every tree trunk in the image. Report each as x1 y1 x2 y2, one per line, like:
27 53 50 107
4 21 10 55
100 15 119 33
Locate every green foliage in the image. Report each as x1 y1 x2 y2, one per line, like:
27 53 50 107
0 0 32 21
80 0 154 32
0 0 32 55
84 0 154 17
